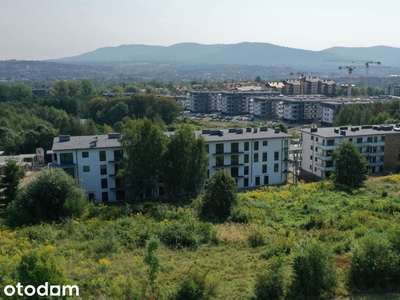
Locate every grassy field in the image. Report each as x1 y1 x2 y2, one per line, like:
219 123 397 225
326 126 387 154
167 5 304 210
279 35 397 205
2 175 400 299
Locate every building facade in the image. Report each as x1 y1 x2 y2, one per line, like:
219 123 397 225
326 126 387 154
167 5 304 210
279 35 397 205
49 134 124 202
300 125 400 179
50 129 292 202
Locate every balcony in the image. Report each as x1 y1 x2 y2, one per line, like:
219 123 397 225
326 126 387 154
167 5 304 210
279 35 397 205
315 153 333 161
368 151 385 157
213 151 244 155
213 163 244 168
315 163 335 171
317 143 339 151
369 161 384 167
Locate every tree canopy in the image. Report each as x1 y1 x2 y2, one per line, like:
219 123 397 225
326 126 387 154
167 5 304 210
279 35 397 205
201 169 237 222
0 159 25 207
331 141 369 189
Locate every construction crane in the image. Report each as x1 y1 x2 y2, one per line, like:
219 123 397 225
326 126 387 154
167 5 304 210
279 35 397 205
338 66 356 98
325 59 386 92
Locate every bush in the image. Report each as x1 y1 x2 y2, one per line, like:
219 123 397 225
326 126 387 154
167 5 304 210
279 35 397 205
247 227 266 248
6 168 89 226
349 232 400 291
290 239 337 299
174 270 210 300
201 169 237 222
254 256 285 300
17 249 67 300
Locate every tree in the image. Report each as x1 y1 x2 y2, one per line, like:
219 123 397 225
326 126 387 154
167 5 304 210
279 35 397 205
201 169 237 222
0 159 25 207
331 141 369 189
255 76 262 83
6 168 88 225
119 118 167 200
163 125 208 199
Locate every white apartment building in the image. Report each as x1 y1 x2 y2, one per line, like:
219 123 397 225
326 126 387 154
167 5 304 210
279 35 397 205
48 134 124 202
49 128 292 202
321 100 374 126
300 125 400 179
198 128 292 188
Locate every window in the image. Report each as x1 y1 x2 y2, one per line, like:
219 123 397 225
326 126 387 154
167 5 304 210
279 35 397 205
316 137 319 142
255 176 260 186
244 178 249 187
264 176 269 185
216 143 224 154
100 165 107 175
101 178 108 189
274 163 279 172
254 141 259 151
254 153 259 163
244 166 249 175
99 150 106 161
349 138 353 142
231 155 239 165
244 154 249 163
83 166 90 172
82 151 89 158
310 155 313 160
314 167 317 172
102 192 109 202
262 152 268 162
207 169 209 179
216 156 224 166
310 145 313 150
315 157 317 162
357 137 362 144
244 142 249 151
114 150 123 161
315 147 318 152
262 164 267 173
274 151 279 161
231 167 239 177
231 142 239 153
263 140 268 146
63 167 75 178
311 136 314 140
88 192 95 202
60 153 73 164
205 144 209 153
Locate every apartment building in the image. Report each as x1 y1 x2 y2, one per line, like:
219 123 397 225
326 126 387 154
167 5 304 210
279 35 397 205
321 99 373 126
282 96 329 124
198 127 292 188
189 91 221 112
300 124 400 179
48 133 124 202
253 96 283 120
49 128 292 202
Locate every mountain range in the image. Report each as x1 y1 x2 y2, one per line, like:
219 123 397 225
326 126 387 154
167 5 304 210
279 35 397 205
54 42 400 68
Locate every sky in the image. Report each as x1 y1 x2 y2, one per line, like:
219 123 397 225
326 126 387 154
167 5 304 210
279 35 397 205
1 0 399 60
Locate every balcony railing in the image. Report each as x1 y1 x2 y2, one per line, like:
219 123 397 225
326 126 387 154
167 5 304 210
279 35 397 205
315 163 335 171
315 153 333 161
317 143 339 150
213 151 244 155
369 161 384 167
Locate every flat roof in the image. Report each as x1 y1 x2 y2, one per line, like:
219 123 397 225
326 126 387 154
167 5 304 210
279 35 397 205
51 134 121 151
165 128 291 142
300 125 400 138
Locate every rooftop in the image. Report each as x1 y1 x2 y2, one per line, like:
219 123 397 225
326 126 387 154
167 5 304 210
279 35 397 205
300 124 400 138
51 133 121 151
165 127 292 142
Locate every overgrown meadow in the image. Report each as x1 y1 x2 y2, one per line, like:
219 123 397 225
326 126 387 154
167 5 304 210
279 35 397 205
2 175 400 299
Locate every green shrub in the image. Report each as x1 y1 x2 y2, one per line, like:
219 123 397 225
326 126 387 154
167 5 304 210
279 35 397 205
349 232 400 291
247 227 266 248
304 214 324 230
17 249 67 300
290 239 337 299
254 256 285 300
174 270 211 300
161 221 200 249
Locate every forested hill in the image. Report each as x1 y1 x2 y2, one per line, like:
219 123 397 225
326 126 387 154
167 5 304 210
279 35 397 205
54 42 400 67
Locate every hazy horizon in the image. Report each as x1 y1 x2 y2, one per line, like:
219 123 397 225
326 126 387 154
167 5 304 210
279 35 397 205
1 0 399 61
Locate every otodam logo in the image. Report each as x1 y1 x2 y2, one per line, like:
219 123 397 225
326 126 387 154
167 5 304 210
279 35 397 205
3 282 79 297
